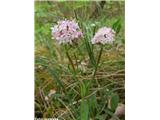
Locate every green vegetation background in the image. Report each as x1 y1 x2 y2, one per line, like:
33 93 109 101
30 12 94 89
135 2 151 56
35 1 125 120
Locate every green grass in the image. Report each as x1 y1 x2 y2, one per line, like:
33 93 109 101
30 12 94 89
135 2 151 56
35 1 125 120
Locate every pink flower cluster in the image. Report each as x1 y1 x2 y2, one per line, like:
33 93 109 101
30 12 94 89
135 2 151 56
51 19 83 44
91 27 115 45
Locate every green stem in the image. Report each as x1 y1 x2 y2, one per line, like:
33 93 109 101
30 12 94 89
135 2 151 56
66 50 76 72
93 45 103 79
64 45 78 82
65 45 76 72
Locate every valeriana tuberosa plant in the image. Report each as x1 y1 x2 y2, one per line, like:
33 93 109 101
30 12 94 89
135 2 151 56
91 27 115 78
51 19 83 45
51 19 83 76
51 20 116 119
91 27 115 45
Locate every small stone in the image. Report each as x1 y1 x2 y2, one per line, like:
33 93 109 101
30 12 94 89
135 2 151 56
114 103 125 117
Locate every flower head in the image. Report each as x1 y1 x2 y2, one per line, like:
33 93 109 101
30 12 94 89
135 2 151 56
51 19 83 44
91 27 115 45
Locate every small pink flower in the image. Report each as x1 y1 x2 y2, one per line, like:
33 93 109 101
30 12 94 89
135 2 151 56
91 27 115 45
51 19 83 44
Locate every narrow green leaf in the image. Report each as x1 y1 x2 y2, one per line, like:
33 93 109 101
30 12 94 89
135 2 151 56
112 18 122 34
89 93 97 117
110 93 119 111
80 81 90 97
84 38 96 67
80 99 89 120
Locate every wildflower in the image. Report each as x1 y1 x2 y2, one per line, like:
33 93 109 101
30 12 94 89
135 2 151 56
91 27 115 45
51 19 83 44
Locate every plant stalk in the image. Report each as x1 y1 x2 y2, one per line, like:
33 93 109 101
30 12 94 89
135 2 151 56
93 45 103 79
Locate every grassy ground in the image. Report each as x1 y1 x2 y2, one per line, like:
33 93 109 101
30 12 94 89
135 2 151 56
35 1 125 120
